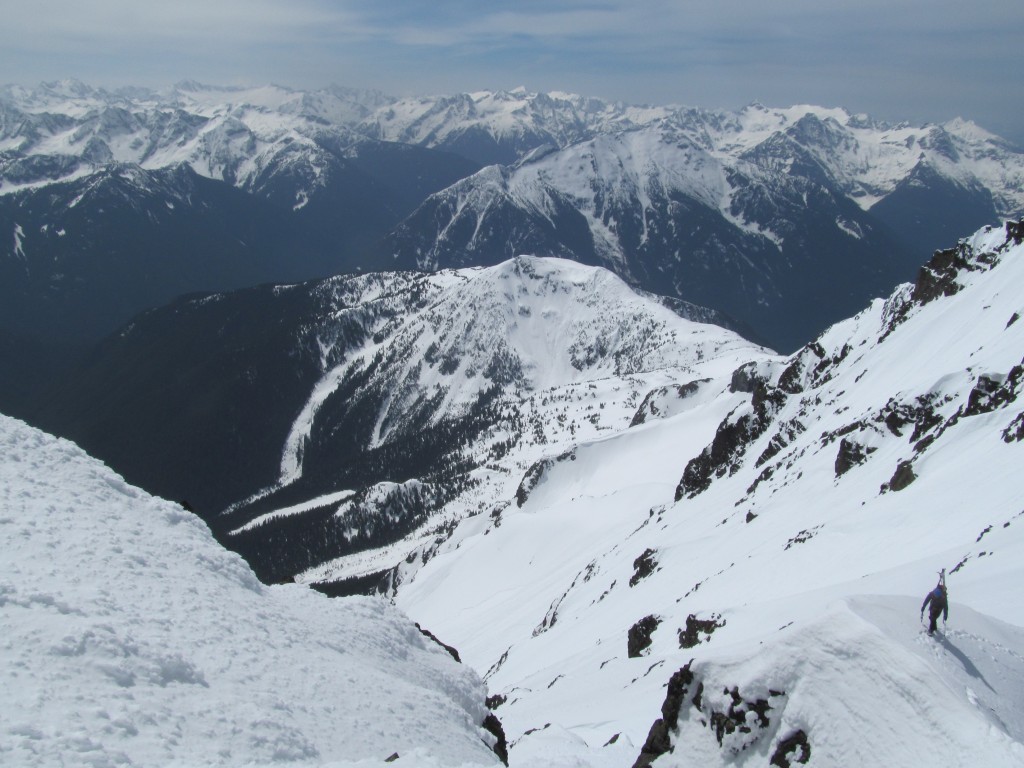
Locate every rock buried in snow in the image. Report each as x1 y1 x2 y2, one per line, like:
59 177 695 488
770 729 811 767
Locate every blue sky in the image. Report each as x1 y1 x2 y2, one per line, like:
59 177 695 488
2 0 1022 142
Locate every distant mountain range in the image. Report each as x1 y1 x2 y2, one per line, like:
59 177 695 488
3 81 1022 363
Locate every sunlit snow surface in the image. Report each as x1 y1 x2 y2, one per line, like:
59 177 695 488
397 224 1024 767
0 415 498 767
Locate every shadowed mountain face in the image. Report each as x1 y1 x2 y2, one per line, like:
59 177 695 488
0 145 477 418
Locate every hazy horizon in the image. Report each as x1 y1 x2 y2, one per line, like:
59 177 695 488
3 1 1023 143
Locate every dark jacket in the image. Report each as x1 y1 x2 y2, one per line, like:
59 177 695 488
921 586 948 621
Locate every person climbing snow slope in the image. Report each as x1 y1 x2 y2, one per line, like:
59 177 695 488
921 581 949 635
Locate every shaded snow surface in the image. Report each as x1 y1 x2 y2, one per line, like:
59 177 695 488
0 414 498 767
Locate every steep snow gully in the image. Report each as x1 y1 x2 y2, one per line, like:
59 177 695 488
2 221 1024 767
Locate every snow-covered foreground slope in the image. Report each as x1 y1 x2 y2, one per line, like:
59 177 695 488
0 414 500 767
397 222 1024 767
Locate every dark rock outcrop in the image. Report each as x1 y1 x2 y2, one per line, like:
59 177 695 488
834 438 877 477
632 663 793 766
482 713 509 766
414 623 461 663
914 242 982 306
886 460 917 492
678 613 726 649
883 219 1022 337
708 686 774 749
632 662 696 767
1004 413 1024 443
628 615 662 658
677 378 787 500
964 366 1023 417
630 549 659 587
770 729 812 767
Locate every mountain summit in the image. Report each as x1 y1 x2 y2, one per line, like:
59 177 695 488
0 412 502 766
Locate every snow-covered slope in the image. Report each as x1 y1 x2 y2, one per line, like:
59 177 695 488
0 413 501 767
395 221 1024 767
254 257 766 585
31 255 766 589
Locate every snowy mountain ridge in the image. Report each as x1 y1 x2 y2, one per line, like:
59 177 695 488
391 220 1024 766
0 79 382 197
3 80 1022 214
370 90 1024 215
378 116 923 350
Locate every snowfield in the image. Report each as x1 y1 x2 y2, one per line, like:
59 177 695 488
0 414 500 767
397 222 1024 767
